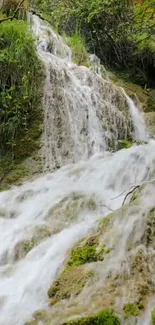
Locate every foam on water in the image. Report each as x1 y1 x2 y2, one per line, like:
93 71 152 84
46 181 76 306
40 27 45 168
1 142 155 324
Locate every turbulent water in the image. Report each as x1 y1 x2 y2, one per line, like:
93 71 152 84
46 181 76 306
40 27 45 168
0 14 154 325
1 144 155 325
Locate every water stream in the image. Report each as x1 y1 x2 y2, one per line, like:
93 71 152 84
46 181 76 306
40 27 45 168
0 14 154 325
32 15 148 171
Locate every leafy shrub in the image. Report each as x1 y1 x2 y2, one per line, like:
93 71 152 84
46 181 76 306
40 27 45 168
0 20 43 163
33 0 155 87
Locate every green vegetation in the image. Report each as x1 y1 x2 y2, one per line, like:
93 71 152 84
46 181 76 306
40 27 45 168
62 309 121 325
123 303 143 318
33 0 155 87
67 241 104 267
0 19 43 186
131 192 137 202
66 33 89 66
48 267 92 301
118 140 132 150
151 309 155 325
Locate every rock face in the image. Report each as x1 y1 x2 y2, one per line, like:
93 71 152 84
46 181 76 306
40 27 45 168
144 112 155 137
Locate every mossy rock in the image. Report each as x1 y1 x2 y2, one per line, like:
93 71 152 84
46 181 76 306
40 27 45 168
62 309 121 325
24 310 50 325
48 193 97 224
123 303 143 318
67 235 104 267
144 112 155 137
48 267 92 301
141 207 155 248
0 163 28 190
98 216 111 233
117 140 132 150
151 309 155 325
14 226 51 260
144 90 155 112
110 73 148 104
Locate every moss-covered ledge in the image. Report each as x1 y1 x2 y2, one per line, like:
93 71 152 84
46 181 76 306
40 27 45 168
61 309 121 325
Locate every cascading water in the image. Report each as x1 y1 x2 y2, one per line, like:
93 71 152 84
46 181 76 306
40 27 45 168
123 91 148 141
31 15 148 171
0 14 154 325
1 143 155 325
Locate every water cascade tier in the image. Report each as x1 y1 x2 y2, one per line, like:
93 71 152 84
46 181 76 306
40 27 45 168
0 14 154 325
32 15 148 171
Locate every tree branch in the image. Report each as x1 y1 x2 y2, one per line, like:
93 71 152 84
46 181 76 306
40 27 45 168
0 0 25 24
122 185 140 206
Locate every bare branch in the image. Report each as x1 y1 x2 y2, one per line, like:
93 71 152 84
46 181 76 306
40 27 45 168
100 204 114 212
0 0 25 24
122 185 140 206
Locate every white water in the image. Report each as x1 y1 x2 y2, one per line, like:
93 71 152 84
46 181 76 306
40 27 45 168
0 14 154 325
125 93 148 141
1 143 155 324
31 15 149 171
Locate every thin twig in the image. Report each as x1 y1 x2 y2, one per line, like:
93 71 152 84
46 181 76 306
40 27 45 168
111 184 136 200
0 0 25 24
100 204 114 212
122 185 140 206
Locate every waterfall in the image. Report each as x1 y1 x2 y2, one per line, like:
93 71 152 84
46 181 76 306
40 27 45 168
0 14 155 325
31 15 148 171
123 92 148 141
1 142 155 325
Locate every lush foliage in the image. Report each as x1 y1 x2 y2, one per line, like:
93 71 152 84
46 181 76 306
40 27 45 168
66 33 89 66
33 0 155 87
0 20 43 164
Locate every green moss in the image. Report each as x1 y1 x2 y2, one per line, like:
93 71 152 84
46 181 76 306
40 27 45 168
67 241 104 267
97 310 121 325
62 309 120 325
66 34 89 66
151 309 155 325
23 240 35 254
48 267 92 300
123 303 142 318
0 163 28 191
87 198 97 210
118 140 132 150
131 192 137 202
143 207 155 248
98 216 111 232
